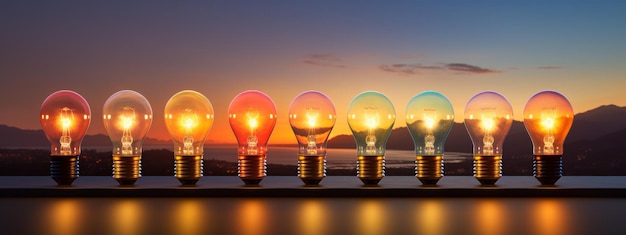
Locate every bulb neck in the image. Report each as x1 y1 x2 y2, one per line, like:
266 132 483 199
357 155 385 186
534 155 562 186
50 155 79 186
415 155 443 186
238 155 266 185
175 155 203 186
298 155 326 186
112 155 141 186
473 155 502 186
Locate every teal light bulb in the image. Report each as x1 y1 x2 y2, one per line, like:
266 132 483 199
406 91 454 185
347 91 396 185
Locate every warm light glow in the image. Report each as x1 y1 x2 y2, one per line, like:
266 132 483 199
174 199 206 235
103 90 153 156
236 199 268 235
406 91 454 156
229 90 277 156
164 90 214 156
347 91 395 156
464 91 513 156
357 200 387 235
112 199 143 235
121 114 134 130
306 112 318 128
47 199 82 235
365 116 379 129
476 200 507 235
482 118 494 131
541 117 555 130
415 199 445 234
40 90 91 156
297 199 327 235
533 199 570 235
523 91 574 155
289 91 336 156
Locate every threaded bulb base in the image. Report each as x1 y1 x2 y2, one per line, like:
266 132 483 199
113 155 141 186
50 155 79 186
416 155 443 186
357 155 385 186
238 155 266 185
474 155 502 186
298 155 326 186
175 155 203 186
534 155 562 186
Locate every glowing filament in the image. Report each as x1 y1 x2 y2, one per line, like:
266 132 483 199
541 108 557 154
120 107 136 155
181 109 198 155
59 107 74 155
306 109 320 155
246 111 260 155
481 109 496 155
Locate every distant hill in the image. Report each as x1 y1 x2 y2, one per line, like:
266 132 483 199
0 124 170 148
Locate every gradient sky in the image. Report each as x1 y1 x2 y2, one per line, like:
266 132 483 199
1 1 625 144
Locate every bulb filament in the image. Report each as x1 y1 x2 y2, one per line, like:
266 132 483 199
541 108 557 154
306 107 319 155
246 110 259 155
481 108 496 155
59 107 74 155
423 109 437 155
182 109 197 155
120 106 135 155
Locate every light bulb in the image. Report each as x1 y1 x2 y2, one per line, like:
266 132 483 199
347 91 396 186
523 90 573 186
406 91 454 185
228 90 277 185
103 90 153 186
288 90 336 186
164 90 214 186
40 90 91 185
464 91 513 186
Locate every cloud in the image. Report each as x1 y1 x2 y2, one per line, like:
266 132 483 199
380 62 500 75
536 66 564 70
302 54 348 68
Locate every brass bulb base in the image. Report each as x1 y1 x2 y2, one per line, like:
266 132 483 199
113 155 141 186
534 155 562 186
357 155 385 186
298 155 326 186
175 155 203 186
416 155 443 186
50 155 79 186
474 155 502 186
238 155 266 185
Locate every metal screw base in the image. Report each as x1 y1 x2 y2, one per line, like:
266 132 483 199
416 155 443 186
238 155 266 185
298 155 326 186
474 155 502 186
534 155 562 186
357 155 385 186
113 155 141 186
175 155 203 186
50 155 79 186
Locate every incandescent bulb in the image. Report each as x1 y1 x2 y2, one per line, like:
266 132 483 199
523 90 573 186
347 91 396 185
103 90 153 186
164 90 214 185
289 91 336 185
406 91 454 185
464 91 513 186
228 90 277 185
40 90 91 185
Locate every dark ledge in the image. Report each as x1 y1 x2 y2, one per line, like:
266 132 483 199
1 176 626 198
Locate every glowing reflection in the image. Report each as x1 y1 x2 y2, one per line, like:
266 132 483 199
47 199 82 235
236 199 267 235
356 199 387 235
533 199 569 235
416 199 445 234
475 199 507 235
297 199 328 235
111 199 143 235
173 199 207 235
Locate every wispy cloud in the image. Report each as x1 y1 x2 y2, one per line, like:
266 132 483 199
302 54 348 68
380 62 500 75
536 66 564 70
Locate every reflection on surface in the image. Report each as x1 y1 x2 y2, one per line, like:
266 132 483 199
173 199 207 235
415 199 445 234
298 199 328 235
533 199 569 235
475 199 507 235
236 199 267 235
111 199 143 235
47 199 82 235
356 199 387 235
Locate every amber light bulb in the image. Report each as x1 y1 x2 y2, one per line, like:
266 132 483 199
464 91 513 186
347 91 396 186
40 90 91 185
164 90 214 186
103 90 153 186
228 90 277 185
289 91 336 186
523 90 573 186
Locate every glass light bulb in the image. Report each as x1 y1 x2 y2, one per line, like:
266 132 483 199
164 90 214 185
464 91 513 185
523 90 573 185
347 91 396 185
40 90 91 185
103 90 153 185
40 90 91 156
406 91 454 185
228 90 277 185
288 90 336 185
165 90 214 156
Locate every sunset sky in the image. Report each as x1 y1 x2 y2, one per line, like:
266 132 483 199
1 1 625 144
